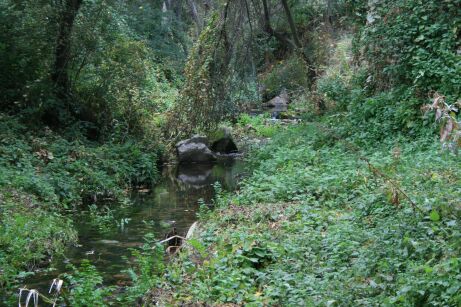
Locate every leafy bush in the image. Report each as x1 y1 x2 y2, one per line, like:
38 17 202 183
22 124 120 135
237 113 282 138
74 35 177 138
151 121 461 305
63 260 114 307
260 55 309 100
0 114 161 207
0 0 182 139
124 234 165 304
0 113 161 297
0 0 56 111
357 0 461 99
168 15 235 135
0 191 77 292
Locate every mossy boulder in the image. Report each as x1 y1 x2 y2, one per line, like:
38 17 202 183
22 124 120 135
209 126 238 154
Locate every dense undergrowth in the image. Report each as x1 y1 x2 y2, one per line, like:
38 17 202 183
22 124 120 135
146 115 460 305
1 0 459 305
131 1 461 303
0 114 161 300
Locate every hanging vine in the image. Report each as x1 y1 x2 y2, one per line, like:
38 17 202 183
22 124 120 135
166 10 233 139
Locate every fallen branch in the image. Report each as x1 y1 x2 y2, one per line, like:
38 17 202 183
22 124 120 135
363 159 423 213
158 235 186 245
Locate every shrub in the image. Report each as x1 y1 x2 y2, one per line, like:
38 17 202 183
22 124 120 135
358 0 461 99
0 191 77 291
0 113 162 297
63 260 114 307
260 55 309 100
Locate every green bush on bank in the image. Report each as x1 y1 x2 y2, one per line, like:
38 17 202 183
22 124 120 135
0 113 162 297
0 191 77 290
357 0 460 99
0 114 161 207
146 119 460 305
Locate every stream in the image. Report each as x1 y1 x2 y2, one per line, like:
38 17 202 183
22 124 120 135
22 158 246 295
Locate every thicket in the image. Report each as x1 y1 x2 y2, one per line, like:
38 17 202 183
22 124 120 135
144 119 460 305
0 0 188 137
0 0 193 300
127 0 461 305
318 0 460 141
0 113 161 302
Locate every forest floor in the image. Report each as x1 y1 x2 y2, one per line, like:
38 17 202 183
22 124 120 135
146 114 461 306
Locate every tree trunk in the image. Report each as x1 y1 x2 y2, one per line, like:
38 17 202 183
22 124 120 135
187 0 202 35
261 0 293 49
52 0 82 103
280 0 316 86
280 0 301 48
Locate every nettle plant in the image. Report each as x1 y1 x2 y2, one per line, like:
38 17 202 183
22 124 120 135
424 93 461 153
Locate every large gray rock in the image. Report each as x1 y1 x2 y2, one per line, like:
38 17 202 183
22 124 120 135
176 135 217 163
263 89 290 108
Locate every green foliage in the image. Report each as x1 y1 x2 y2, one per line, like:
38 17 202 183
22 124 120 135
358 0 461 99
0 114 161 207
237 113 281 138
0 113 161 296
73 33 177 138
170 14 234 135
63 260 114 306
343 88 427 142
151 120 461 305
88 205 116 234
260 55 309 100
123 234 165 303
317 36 359 110
0 191 77 292
0 0 185 138
0 0 56 110
317 36 431 142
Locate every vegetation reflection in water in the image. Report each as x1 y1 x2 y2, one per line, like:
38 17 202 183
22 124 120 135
23 159 246 294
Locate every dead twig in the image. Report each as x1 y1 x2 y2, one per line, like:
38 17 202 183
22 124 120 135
158 235 186 245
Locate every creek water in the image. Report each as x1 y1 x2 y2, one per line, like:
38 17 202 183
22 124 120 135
21 158 246 296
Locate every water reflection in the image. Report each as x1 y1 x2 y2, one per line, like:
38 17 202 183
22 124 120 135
23 159 246 294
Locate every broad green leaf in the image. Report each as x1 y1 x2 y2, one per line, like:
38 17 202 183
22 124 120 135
429 210 440 222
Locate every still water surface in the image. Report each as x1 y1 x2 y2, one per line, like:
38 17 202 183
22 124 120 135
23 158 246 295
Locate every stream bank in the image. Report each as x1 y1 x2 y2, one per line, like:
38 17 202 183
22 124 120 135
20 158 246 299
144 121 461 306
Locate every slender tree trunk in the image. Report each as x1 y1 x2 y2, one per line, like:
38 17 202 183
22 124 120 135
280 0 301 48
261 0 293 49
52 0 82 103
280 0 316 86
187 0 202 35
